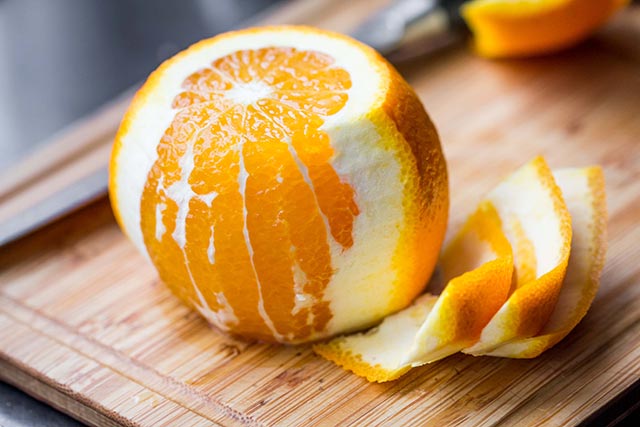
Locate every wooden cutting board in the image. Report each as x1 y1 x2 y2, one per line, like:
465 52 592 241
2 1 639 426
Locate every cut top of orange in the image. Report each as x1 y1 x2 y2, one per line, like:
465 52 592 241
461 0 629 58
110 26 448 343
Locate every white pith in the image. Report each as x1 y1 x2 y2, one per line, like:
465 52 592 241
487 163 564 279
335 294 438 371
542 169 591 331
226 81 272 105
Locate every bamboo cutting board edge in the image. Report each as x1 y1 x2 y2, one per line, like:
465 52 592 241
0 287 230 426
0 356 125 427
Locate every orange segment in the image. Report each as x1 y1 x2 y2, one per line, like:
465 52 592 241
257 97 360 249
110 27 448 343
485 167 607 357
464 156 572 355
461 0 629 58
313 202 512 382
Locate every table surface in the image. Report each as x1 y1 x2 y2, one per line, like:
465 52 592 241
0 382 84 427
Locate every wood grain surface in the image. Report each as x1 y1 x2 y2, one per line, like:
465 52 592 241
2 1 640 426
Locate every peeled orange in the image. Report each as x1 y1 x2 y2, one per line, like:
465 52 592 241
462 0 629 58
109 26 448 344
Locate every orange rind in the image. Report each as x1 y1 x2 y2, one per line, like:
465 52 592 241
313 201 513 382
484 167 607 357
464 156 572 355
406 202 513 364
315 157 605 382
461 0 629 58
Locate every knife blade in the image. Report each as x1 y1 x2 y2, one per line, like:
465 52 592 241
0 167 109 246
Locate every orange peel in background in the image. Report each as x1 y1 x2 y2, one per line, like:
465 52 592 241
461 0 630 58
315 158 607 382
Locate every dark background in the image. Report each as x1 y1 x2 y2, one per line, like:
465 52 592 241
0 0 280 172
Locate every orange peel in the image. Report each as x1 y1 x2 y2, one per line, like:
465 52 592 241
406 202 513 364
484 167 607 357
464 156 572 355
313 201 513 382
461 0 629 58
314 157 589 381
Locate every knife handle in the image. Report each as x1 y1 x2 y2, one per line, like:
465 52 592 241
351 0 468 60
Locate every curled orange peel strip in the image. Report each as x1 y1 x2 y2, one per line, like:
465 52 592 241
313 202 513 382
482 166 607 357
314 159 606 381
464 156 572 355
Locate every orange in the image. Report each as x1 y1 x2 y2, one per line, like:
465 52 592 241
109 26 448 344
461 0 629 58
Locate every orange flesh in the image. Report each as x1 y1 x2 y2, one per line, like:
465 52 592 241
139 47 358 342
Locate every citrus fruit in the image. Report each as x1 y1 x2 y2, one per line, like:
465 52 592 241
464 156 572 355
484 166 607 357
461 0 629 58
109 26 449 344
314 202 512 382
